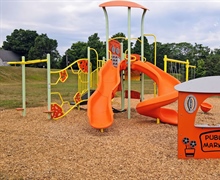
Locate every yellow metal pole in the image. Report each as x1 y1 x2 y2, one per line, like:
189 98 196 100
87 47 91 98
164 55 168 73
185 59 189 81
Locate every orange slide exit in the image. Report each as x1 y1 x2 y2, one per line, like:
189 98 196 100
88 60 180 129
133 61 180 125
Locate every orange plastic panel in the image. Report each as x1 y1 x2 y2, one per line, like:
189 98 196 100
77 59 88 73
125 90 140 99
74 92 81 104
59 70 68 82
109 39 121 67
51 103 64 119
178 92 220 159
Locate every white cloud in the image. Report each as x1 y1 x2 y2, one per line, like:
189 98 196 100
1 0 220 56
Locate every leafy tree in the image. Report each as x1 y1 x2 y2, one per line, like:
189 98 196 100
3 29 60 68
87 33 104 53
28 34 60 68
3 29 38 57
111 32 130 53
167 42 194 61
132 36 151 62
204 52 220 76
111 32 126 43
151 42 172 69
61 41 88 69
195 59 206 77
212 48 220 55
87 33 105 69
190 43 210 77
193 43 210 61
62 33 105 70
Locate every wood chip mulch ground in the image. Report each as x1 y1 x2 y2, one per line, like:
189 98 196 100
1 95 220 179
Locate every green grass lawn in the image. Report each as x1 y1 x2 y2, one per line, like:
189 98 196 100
0 66 154 109
0 66 78 109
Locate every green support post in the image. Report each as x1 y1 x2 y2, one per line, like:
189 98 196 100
120 42 125 110
140 10 146 102
21 56 26 117
103 7 109 61
127 7 131 119
87 47 91 98
47 54 51 119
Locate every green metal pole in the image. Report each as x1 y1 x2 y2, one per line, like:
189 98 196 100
47 54 51 119
154 35 157 66
141 10 146 102
103 7 109 61
127 7 131 119
120 42 125 110
21 56 26 117
87 47 91 98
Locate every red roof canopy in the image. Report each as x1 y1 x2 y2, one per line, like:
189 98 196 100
99 0 148 10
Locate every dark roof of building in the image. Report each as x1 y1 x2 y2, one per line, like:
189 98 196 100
0 49 20 62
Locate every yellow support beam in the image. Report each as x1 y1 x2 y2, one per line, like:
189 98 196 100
8 59 47 65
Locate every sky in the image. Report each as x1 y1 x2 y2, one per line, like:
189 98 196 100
0 0 220 56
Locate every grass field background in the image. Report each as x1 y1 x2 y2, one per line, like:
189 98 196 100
0 66 155 109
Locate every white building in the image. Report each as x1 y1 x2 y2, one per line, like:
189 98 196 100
0 49 20 66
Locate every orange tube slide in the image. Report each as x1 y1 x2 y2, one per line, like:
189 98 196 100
133 61 180 125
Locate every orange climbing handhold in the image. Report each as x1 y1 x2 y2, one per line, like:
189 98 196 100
74 92 81 104
59 70 68 82
51 103 64 119
77 59 88 73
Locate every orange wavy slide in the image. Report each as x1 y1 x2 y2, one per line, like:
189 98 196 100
87 60 124 129
133 61 180 125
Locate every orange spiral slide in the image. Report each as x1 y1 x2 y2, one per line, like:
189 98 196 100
133 61 180 125
87 60 180 129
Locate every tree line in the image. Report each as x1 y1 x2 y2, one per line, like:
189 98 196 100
2 29 220 77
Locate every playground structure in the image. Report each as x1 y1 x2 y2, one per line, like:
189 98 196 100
7 0 198 127
6 0 220 159
87 1 182 129
87 51 181 129
86 1 220 160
